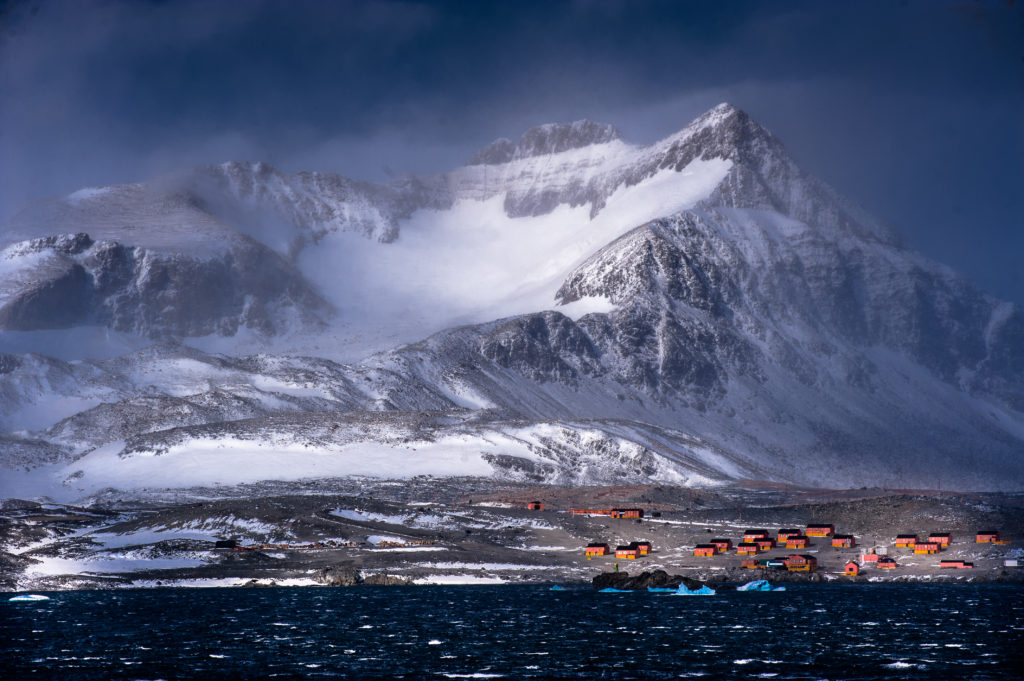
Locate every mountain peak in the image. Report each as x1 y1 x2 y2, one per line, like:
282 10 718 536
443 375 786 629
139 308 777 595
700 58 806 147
467 119 623 166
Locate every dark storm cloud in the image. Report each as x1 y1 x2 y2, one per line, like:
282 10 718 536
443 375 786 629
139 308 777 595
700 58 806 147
1 0 1021 303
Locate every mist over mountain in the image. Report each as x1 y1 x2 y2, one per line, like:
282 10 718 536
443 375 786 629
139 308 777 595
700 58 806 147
1 104 1021 499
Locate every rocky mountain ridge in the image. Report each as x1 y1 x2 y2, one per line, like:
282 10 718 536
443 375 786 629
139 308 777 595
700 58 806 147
1 103 1021 497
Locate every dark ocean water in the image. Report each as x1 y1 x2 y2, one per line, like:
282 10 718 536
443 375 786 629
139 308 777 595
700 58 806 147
2 583 1022 680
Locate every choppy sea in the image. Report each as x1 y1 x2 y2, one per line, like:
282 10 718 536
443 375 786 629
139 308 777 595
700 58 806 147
2 583 1022 680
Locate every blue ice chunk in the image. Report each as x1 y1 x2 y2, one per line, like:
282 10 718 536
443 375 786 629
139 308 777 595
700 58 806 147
737 580 772 592
675 584 716 596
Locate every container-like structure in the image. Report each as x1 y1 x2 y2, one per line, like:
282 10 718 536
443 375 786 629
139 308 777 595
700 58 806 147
939 560 973 569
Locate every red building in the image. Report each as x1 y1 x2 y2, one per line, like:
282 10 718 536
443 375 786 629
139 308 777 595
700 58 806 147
940 560 973 569
928 533 951 547
806 524 835 537
755 539 776 551
527 501 544 511
976 531 1000 543
844 561 860 576
785 555 818 572
777 529 802 543
615 545 639 559
894 534 917 548
630 541 652 555
860 552 880 563
584 543 609 557
878 557 898 569
832 534 856 548
743 530 771 542
710 538 733 552
610 508 644 519
694 544 717 557
914 542 940 555
785 536 810 549
737 542 760 556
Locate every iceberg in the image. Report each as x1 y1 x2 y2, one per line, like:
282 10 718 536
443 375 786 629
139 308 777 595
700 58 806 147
737 580 772 592
8 594 50 602
675 584 716 596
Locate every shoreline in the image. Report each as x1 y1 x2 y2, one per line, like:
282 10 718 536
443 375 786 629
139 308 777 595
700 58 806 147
4 482 1022 592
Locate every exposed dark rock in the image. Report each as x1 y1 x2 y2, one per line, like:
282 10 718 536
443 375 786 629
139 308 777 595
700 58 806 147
313 565 362 586
363 573 412 586
480 311 602 383
467 138 515 166
592 569 707 591
0 263 94 330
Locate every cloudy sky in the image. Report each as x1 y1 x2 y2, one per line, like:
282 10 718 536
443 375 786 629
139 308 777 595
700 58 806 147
1 0 1021 303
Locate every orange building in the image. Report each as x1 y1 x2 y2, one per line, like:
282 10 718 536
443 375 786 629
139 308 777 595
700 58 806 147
806 524 835 537
940 560 973 569
844 561 860 576
777 529 802 543
630 541 652 555
785 536 810 549
894 534 917 548
913 542 939 555
694 544 716 557
785 555 818 572
832 535 856 548
736 542 760 556
710 538 733 552
585 543 609 557
615 545 639 559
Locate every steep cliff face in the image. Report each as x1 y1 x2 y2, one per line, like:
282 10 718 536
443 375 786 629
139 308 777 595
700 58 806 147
0 230 330 339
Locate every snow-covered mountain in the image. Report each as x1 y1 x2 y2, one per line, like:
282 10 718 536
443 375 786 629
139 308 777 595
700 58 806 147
1 103 1022 498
